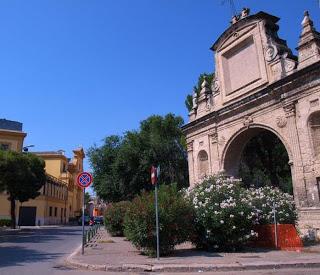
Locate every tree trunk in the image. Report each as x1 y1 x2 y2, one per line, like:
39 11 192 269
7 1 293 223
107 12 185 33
10 197 16 229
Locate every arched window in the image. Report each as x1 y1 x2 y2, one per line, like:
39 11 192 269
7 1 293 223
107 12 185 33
309 112 320 157
198 150 209 178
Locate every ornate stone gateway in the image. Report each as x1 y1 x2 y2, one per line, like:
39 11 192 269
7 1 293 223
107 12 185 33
182 9 320 230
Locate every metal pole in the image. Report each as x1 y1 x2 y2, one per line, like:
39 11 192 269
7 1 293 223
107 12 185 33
82 187 85 255
155 183 160 260
273 202 278 249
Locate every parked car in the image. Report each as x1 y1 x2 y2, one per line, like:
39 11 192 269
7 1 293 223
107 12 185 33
93 216 104 225
78 215 90 225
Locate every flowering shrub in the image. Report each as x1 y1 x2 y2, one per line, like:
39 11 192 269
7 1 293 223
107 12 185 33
104 201 131 236
188 174 298 251
124 184 195 256
247 186 298 225
188 175 255 251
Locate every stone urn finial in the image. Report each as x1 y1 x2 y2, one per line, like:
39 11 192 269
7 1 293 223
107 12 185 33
241 7 250 19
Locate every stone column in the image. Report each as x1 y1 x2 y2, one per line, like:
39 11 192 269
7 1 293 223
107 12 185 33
187 140 195 188
283 102 308 207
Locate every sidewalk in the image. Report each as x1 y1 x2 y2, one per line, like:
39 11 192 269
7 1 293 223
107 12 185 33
66 228 320 272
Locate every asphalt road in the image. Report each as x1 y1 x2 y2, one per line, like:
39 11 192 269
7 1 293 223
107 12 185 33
1 227 320 275
0 226 84 275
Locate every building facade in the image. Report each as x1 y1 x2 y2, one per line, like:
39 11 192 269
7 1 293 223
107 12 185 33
182 10 320 231
0 119 85 225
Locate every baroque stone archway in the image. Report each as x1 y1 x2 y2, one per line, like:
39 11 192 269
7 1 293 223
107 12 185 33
182 9 320 230
222 125 293 193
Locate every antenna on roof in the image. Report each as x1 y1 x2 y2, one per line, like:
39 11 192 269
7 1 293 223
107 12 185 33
221 0 238 17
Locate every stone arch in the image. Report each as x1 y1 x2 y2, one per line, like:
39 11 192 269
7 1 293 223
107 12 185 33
197 150 209 178
221 124 293 178
308 111 320 158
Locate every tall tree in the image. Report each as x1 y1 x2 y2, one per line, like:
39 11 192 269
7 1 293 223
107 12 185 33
88 114 189 202
0 150 46 228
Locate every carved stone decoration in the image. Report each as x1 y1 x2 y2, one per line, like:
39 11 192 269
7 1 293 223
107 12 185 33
265 42 278 62
212 77 220 93
208 127 218 144
284 59 296 73
282 53 297 73
192 90 198 110
283 103 296 117
243 115 253 128
187 141 194 152
241 8 250 19
276 116 287 128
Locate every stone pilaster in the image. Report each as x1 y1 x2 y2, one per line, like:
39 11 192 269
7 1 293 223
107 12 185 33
208 126 220 174
187 140 195 188
283 102 307 207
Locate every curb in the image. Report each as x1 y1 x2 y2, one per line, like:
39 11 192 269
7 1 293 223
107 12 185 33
65 248 320 273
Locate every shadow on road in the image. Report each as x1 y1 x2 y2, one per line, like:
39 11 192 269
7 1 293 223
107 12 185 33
0 246 64 268
0 227 81 244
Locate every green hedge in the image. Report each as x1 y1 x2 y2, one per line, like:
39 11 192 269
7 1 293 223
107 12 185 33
0 219 11 227
124 184 195 256
104 201 131 236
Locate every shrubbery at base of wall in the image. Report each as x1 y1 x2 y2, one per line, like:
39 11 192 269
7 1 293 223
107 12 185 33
0 219 11 227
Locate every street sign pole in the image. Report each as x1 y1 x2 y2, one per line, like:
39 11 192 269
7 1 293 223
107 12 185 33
151 165 160 260
82 187 85 255
155 181 160 260
77 172 93 256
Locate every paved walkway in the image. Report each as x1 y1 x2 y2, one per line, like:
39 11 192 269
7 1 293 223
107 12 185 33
66 228 320 272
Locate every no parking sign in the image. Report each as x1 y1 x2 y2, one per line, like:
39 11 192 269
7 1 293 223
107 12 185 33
77 172 93 188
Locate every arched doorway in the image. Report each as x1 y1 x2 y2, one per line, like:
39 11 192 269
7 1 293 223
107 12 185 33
223 127 293 194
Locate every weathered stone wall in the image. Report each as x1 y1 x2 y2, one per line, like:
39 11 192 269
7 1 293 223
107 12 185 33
183 10 320 231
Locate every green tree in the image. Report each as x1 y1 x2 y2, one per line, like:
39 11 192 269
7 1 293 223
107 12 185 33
84 192 91 205
0 150 46 228
88 114 189 202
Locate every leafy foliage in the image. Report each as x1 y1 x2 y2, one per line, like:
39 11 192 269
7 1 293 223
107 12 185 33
88 114 189 202
185 73 214 112
104 201 131 236
0 150 46 228
239 131 293 194
0 219 11 227
124 184 195 256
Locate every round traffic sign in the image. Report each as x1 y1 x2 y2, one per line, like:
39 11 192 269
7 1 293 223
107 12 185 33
77 172 93 188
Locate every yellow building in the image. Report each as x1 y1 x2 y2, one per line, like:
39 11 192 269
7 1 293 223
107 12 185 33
0 119 27 221
0 119 85 226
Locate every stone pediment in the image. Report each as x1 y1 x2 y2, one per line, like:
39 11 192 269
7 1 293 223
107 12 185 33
216 23 257 52
211 12 279 52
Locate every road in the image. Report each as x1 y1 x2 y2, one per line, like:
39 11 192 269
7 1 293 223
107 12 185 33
1 227 320 275
0 226 83 275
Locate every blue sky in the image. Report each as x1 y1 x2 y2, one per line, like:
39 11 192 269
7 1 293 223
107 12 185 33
1 0 319 174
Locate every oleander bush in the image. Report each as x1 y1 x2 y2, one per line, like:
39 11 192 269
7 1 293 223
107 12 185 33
188 174 298 251
246 186 298 225
188 175 255 251
124 184 195 256
0 219 11 227
104 201 131 236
